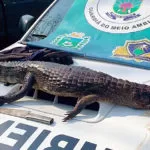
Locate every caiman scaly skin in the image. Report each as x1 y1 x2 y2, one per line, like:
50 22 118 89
0 61 150 121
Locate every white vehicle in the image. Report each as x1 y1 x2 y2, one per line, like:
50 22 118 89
0 0 150 150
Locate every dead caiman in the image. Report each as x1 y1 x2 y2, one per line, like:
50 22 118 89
0 61 149 121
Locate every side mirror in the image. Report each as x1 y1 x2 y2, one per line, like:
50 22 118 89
19 15 35 34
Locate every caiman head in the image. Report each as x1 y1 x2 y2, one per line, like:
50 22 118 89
0 65 26 84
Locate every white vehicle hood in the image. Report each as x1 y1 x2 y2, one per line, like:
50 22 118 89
0 57 150 150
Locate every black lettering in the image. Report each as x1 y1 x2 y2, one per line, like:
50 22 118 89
0 120 14 136
143 22 148 25
0 120 15 150
136 23 143 27
28 129 51 150
0 142 12 149
101 23 105 27
1 123 37 150
111 26 116 30
81 141 97 150
105 25 109 28
124 26 129 30
89 7 101 25
132 25 137 28
111 26 129 30
44 134 79 150
101 23 109 28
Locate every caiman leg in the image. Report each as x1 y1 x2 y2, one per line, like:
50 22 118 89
0 72 34 105
63 94 100 122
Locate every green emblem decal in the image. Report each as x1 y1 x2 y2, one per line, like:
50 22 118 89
85 0 150 33
51 32 90 50
113 0 143 15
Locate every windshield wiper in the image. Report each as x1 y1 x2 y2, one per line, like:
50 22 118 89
32 34 47 39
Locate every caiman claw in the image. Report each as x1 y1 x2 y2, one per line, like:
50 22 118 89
63 111 78 122
63 95 100 122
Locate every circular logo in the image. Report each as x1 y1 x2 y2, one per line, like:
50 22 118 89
85 0 150 33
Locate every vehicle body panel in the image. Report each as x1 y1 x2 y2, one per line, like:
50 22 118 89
0 0 150 149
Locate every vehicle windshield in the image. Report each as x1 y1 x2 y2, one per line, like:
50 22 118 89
23 0 75 43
